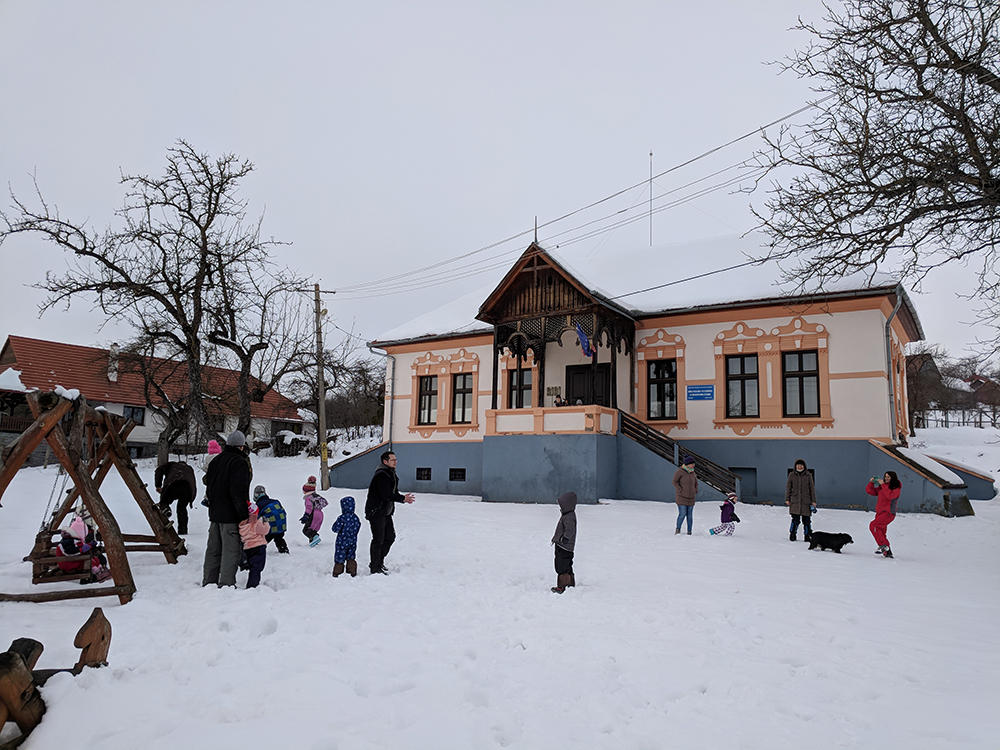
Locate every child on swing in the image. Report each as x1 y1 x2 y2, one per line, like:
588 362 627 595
56 514 111 583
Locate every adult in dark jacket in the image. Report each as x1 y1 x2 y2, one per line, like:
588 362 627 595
364 450 415 574
785 459 817 542
672 456 698 535
202 431 252 587
154 461 197 535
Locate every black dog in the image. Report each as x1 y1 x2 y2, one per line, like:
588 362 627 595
808 531 854 553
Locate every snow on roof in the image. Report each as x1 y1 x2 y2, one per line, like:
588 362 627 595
372 232 910 345
941 376 974 392
373 285 494 345
897 447 964 485
0 367 27 392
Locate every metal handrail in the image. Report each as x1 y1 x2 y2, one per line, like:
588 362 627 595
619 411 739 495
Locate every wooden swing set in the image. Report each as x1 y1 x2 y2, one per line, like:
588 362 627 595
0 390 187 605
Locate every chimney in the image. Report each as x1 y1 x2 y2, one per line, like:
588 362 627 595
108 343 119 382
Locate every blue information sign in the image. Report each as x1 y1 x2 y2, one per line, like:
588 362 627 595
686 385 715 401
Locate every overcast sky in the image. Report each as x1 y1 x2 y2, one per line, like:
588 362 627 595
0 1 991 361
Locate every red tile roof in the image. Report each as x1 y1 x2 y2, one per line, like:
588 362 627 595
0 335 302 422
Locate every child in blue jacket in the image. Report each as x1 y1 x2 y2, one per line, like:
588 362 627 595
331 495 362 577
254 485 289 554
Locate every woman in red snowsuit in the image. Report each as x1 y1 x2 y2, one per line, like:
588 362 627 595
866 471 901 558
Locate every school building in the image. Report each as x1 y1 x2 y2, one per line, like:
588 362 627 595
331 234 988 514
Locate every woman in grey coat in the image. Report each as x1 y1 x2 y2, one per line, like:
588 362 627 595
785 458 817 541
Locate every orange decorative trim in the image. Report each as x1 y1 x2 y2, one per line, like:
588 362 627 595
381 334 491 355
713 418 835 436
713 316 833 428
635 328 686 425
829 371 887 380
408 348 481 438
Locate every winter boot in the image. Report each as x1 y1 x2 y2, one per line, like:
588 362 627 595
346 559 358 577
882 547 893 559
790 532 797 542
332 562 345 577
568 573 575 588
551 574 572 594
875 545 887 555
675 528 681 535
309 535 321 548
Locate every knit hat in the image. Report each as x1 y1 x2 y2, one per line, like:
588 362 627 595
207 440 222 455
69 516 88 540
726 492 737 502
682 456 695 465
253 485 267 502
226 430 246 448
302 476 317 494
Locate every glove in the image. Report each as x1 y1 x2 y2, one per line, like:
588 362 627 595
299 514 309 524
732 513 741 523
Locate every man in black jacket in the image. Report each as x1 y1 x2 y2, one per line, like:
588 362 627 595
202 431 252 587
365 450 415 574
154 460 197 534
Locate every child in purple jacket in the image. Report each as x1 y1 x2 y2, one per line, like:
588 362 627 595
299 476 329 548
709 493 740 536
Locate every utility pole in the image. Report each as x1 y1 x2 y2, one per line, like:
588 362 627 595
314 283 330 490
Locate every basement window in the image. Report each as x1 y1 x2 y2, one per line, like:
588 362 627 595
416 468 432 481
449 468 466 482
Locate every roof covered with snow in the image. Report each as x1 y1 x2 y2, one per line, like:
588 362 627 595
372 233 923 346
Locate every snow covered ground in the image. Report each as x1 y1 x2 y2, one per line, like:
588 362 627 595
1 430 998 749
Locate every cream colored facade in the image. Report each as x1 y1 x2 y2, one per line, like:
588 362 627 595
380 295 912 446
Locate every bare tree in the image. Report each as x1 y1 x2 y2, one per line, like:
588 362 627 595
752 0 1000 345
0 140 284 440
328 357 385 440
206 264 316 435
116 338 190 464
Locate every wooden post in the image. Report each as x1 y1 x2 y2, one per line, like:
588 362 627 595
0 651 45 734
27 394 136 605
0 398 73 497
74 608 111 671
102 412 186 563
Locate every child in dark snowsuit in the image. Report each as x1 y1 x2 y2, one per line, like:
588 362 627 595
709 493 740 536
254 485 289 554
300 476 328 547
330 495 362 577
551 491 578 594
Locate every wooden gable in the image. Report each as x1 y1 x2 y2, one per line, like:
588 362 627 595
477 243 619 325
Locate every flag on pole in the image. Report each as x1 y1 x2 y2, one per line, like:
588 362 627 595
575 322 594 357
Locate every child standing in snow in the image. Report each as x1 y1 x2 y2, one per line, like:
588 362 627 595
254 485 289 554
709 493 740 536
550 491 578 594
330 495 362 577
239 499 270 588
300 476 328 548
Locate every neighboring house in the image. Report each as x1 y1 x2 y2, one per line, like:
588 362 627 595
906 353 1000 429
330 234 985 514
0 335 305 462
